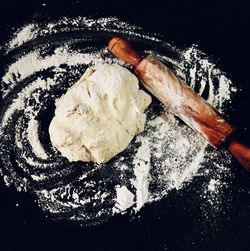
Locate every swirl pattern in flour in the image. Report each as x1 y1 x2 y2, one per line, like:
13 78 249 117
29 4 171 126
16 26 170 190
0 17 236 226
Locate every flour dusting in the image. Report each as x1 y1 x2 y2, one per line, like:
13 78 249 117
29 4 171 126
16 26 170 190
27 117 49 159
0 16 236 225
132 136 151 211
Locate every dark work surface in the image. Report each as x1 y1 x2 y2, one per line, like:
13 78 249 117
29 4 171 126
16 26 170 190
0 0 250 250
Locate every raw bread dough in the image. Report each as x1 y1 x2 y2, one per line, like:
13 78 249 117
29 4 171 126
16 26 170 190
49 64 151 163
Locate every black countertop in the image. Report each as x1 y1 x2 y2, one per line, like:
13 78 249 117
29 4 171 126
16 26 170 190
0 0 250 250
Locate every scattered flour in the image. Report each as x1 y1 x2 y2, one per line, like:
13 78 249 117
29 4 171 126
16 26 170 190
132 136 151 211
9 23 36 49
0 16 237 225
208 179 220 192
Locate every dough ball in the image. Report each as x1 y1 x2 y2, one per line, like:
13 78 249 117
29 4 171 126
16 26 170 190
49 64 151 163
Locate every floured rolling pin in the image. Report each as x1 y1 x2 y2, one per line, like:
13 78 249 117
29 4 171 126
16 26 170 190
108 37 250 171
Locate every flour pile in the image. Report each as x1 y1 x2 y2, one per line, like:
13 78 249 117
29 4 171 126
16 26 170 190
0 17 236 225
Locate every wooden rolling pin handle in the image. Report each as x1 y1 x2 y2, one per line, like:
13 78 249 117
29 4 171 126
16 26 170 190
108 37 142 67
229 139 250 172
108 37 250 172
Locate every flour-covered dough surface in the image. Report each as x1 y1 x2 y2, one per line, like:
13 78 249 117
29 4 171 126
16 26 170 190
49 64 152 163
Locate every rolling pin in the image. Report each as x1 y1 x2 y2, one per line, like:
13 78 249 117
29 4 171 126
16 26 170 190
108 37 250 171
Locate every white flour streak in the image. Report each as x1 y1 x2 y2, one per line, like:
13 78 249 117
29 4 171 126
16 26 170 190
9 23 36 49
132 136 151 211
1 78 53 129
172 144 207 189
27 117 48 159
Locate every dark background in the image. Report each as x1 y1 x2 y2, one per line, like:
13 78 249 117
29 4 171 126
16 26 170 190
0 0 250 250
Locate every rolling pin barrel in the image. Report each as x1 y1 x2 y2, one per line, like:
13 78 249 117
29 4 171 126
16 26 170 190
135 55 235 148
